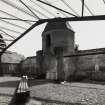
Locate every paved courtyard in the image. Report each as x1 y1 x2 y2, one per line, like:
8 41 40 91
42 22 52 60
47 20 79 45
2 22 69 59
0 76 20 105
1 77 105 105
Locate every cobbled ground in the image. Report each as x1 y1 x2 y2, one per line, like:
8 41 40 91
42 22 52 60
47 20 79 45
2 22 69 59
29 80 105 105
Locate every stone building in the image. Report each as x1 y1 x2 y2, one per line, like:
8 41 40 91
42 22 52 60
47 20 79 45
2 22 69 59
42 21 75 80
0 51 24 75
22 21 105 81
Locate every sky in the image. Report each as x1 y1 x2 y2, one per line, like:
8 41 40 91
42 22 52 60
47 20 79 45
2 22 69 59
8 20 105 57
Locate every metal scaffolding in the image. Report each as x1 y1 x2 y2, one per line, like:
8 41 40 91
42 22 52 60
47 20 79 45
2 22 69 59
0 0 105 55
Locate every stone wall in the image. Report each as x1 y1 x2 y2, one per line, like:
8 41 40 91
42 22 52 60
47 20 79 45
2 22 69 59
42 48 105 81
21 56 38 76
75 48 105 72
20 48 105 81
63 48 105 81
43 54 57 80
0 51 25 75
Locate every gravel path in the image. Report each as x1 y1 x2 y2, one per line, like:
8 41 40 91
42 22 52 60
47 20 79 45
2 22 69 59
30 82 105 105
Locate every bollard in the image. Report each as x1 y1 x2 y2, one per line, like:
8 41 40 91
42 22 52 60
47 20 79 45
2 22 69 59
15 75 30 103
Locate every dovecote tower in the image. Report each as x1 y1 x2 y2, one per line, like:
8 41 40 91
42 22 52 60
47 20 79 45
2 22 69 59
42 21 75 56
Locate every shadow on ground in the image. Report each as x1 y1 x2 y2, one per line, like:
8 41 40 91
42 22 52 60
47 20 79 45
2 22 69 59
28 79 55 87
0 80 20 87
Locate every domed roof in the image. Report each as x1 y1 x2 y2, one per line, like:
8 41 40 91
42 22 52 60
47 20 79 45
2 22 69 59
43 21 74 33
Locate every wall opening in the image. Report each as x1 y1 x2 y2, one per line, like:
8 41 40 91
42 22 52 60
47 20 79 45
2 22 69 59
46 34 51 48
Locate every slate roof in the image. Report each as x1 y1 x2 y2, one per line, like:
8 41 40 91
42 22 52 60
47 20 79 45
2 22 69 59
43 21 74 33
